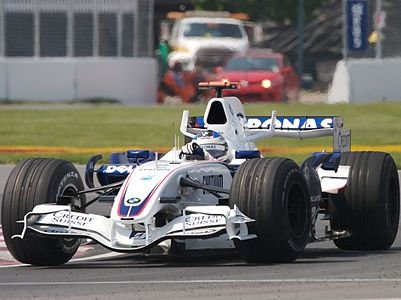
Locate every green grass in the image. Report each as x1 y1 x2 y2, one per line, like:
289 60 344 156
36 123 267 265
0 102 400 166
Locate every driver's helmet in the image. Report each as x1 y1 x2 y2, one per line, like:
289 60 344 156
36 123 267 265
194 130 228 160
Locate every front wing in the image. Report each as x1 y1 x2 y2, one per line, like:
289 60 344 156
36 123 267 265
13 204 256 252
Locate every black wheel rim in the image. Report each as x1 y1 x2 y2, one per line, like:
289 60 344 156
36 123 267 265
287 183 308 238
57 184 81 244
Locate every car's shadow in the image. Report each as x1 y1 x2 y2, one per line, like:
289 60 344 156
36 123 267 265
37 246 401 270
302 245 401 261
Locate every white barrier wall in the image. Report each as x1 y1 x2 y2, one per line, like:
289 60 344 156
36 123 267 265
0 63 6 99
5 60 76 100
328 58 401 103
0 58 157 105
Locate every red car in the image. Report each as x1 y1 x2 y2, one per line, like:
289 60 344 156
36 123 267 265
215 51 300 102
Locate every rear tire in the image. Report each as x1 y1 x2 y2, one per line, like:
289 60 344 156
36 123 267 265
1 158 86 265
330 152 400 250
229 158 311 263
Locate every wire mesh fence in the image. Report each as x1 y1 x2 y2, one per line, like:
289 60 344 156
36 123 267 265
0 0 154 58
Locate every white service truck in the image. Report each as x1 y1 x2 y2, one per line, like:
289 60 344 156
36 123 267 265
162 11 258 71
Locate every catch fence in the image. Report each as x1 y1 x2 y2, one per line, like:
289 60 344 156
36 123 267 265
0 0 154 58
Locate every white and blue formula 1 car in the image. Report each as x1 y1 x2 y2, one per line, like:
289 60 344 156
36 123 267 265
1 81 399 265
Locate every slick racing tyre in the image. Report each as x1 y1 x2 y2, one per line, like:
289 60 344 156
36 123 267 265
229 158 311 263
330 152 400 250
1 158 86 266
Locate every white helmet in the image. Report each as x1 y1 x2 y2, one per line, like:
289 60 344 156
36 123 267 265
193 130 228 160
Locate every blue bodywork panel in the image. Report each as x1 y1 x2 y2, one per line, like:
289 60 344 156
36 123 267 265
85 150 156 187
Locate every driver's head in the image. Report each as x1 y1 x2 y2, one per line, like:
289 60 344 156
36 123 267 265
194 130 228 160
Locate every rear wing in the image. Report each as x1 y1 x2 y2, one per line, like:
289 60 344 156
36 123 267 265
184 114 351 152
181 81 351 152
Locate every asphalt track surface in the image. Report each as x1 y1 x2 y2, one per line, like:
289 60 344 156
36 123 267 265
0 165 401 300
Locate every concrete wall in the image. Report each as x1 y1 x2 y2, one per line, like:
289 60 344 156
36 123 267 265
0 58 157 104
328 58 401 103
0 62 5 99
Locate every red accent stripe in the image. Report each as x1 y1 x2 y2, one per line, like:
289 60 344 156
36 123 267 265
117 161 219 218
116 171 135 217
117 168 176 217
134 170 176 217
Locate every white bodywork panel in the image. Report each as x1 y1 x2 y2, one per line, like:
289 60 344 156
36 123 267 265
318 166 350 194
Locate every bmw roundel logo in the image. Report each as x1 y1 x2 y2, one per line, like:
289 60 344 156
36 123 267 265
126 197 141 205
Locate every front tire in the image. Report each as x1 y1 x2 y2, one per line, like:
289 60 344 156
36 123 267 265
330 152 400 250
1 158 86 266
229 158 311 263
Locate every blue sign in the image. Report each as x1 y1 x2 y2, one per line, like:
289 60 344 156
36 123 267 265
346 0 368 51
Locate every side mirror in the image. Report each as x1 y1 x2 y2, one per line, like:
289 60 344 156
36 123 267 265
282 66 293 74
